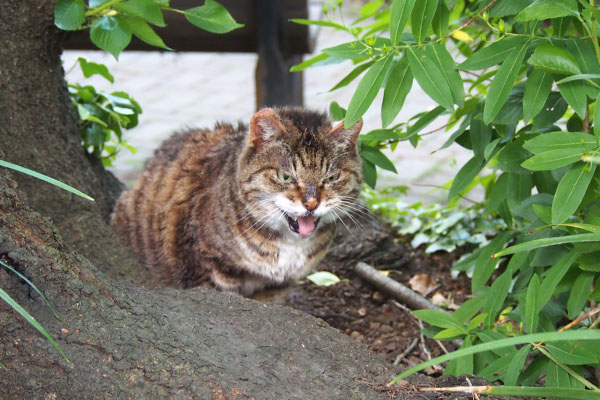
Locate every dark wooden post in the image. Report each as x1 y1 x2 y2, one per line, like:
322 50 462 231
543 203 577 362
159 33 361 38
255 0 304 109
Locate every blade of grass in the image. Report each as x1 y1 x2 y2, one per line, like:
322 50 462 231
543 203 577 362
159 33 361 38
0 160 94 201
537 345 600 390
0 260 59 319
389 329 600 383
421 385 600 399
0 287 69 362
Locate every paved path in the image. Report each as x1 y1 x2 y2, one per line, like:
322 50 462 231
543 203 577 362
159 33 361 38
62 7 476 204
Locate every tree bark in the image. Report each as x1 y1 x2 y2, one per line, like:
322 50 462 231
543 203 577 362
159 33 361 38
0 0 154 286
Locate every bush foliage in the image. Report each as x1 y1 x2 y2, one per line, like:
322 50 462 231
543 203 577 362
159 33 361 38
294 0 600 394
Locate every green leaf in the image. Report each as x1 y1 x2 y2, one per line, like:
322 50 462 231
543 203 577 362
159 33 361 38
469 106 491 161
306 271 341 286
503 344 531 385
487 386 600 399
329 61 374 92
90 16 132 59
448 156 485 201
391 330 600 382
472 231 513 291
521 148 584 171
558 79 588 118
54 0 85 31
381 57 413 127
0 160 94 201
125 17 170 50
556 73 600 84
390 0 416 45
322 40 378 60
431 0 450 36
484 173 509 214
359 144 397 173
539 251 578 307
595 91 600 140
524 131 598 154
515 0 579 21
358 129 401 142
410 0 438 44
114 0 165 27
407 47 454 110
345 56 393 128
496 138 531 173
483 41 530 124
362 159 377 188
413 309 464 331
424 43 464 106
523 69 553 121
77 57 114 83
184 0 243 34
0 287 69 362
553 163 596 224
528 43 581 75
459 37 529 70
454 295 487 324
493 234 600 258
489 0 533 17
434 328 465 339
525 274 541 333
507 173 532 211
405 106 446 138
329 101 346 121
567 272 594 319
533 92 568 130
290 53 330 72
484 269 512 327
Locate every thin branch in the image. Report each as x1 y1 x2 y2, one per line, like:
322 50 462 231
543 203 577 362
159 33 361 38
454 0 502 33
355 262 447 312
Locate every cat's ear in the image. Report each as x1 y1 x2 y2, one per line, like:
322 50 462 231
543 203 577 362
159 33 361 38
249 108 286 148
329 119 363 148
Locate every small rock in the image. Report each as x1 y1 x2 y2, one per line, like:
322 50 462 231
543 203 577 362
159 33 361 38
380 324 394 333
350 331 363 342
372 291 384 303
357 307 367 317
369 321 381 330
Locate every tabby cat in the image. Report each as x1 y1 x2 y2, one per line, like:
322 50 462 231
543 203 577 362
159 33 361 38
110 107 363 296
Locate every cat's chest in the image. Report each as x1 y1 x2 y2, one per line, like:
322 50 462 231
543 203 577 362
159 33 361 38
275 236 313 279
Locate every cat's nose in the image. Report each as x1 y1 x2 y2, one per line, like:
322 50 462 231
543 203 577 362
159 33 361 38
303 197 319 211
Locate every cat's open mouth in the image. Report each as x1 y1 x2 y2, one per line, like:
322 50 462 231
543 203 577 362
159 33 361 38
286 214 320 237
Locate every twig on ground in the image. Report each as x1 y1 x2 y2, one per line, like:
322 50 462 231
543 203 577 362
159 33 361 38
355 262 448 313
393 338 419 366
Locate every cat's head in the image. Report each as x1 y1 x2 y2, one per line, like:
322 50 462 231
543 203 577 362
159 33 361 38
237 107 363 238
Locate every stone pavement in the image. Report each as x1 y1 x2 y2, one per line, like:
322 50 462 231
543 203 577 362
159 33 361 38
62 7 476 204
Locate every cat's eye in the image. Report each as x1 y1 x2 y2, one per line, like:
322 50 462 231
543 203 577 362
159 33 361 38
277 170 295 183
324 172 340 183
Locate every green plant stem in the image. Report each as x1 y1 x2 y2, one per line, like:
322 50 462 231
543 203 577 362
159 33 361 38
537 346 600 391
85 0 123 17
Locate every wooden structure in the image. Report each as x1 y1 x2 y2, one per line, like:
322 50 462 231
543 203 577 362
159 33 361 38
63 0 313 109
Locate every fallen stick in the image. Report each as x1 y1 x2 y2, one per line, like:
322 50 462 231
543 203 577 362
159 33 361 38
355 262 448 313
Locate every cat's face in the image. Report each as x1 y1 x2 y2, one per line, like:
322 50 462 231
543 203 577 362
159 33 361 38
238 107 363 238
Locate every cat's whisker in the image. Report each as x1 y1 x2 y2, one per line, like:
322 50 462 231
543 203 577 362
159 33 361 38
335 204 364 230
330 208 355 237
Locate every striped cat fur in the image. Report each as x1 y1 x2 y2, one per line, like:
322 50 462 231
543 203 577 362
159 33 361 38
110 107 363 296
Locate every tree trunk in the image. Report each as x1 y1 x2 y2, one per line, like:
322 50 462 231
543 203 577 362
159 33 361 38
0 0 154 286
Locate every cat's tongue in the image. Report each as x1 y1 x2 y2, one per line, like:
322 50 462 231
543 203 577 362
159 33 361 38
297 215 316 237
